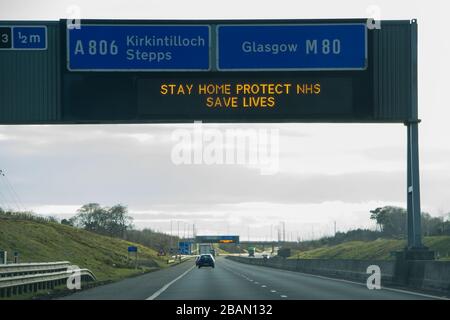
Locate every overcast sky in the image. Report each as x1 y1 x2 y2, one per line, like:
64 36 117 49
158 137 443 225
0 0 449 240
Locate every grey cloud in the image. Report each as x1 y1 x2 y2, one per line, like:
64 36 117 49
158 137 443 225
0 125 448 214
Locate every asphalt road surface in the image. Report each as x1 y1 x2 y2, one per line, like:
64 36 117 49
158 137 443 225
61 257 442 300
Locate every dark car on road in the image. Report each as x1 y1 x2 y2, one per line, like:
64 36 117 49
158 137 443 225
197 254 215 268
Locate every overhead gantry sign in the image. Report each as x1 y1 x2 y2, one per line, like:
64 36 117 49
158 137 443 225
0 19 413 124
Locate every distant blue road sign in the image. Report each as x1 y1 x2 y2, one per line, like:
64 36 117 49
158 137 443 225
217 24 366 71
67 25 210 71
0 26 47 50
178 242 192 255
128 246 138 252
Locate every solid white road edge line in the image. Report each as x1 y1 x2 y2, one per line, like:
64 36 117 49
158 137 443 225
146 265 196 300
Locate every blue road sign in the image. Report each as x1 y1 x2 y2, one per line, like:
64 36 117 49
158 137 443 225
67 25 210 71
178 242 191 255
128 246 138 252
217 24 366 71
0 26 47 50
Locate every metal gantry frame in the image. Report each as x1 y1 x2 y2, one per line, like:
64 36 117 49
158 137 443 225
405 19 427 253
406 120 423 249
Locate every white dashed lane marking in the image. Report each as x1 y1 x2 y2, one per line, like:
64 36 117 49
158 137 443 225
222 263 289 300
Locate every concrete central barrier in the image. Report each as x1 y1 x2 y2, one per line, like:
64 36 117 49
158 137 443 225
227 256 394 285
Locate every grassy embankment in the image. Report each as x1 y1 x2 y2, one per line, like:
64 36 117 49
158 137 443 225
288 236 450 260
0 218 170 283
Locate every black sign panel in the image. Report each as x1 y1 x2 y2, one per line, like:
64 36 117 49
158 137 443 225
63 72 372 123
0 27 12 49
195 235 240 244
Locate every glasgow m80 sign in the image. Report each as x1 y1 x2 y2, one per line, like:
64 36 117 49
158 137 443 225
216 24 367 71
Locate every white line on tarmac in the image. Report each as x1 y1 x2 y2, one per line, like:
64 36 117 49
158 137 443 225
146 265 195 300
222 262 290 299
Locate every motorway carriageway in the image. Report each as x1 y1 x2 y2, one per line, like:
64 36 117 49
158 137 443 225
61 256 445 300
